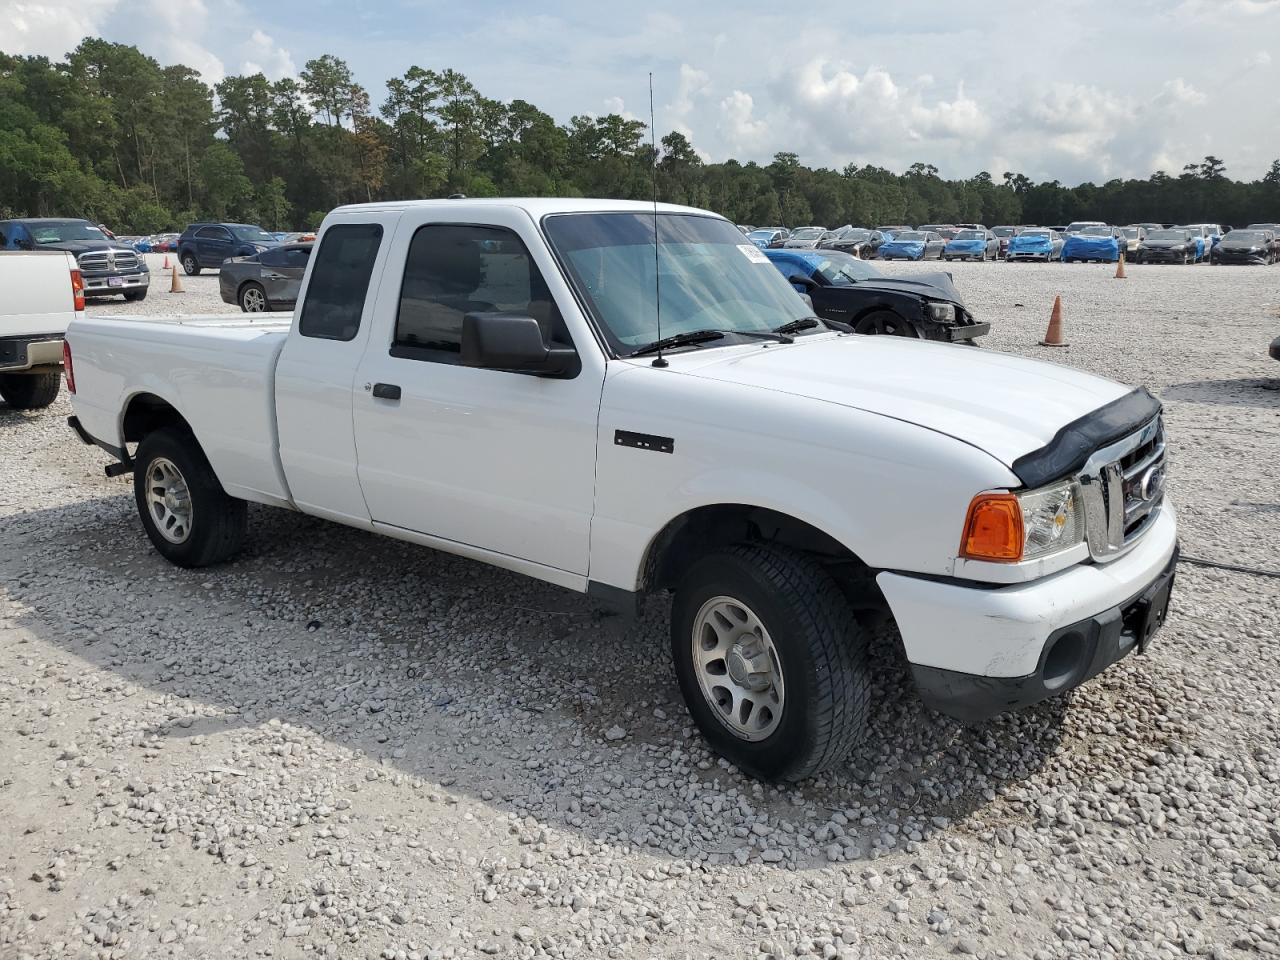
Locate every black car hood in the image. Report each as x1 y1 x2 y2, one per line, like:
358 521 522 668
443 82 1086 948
848 270 963 304
1218 240 1263 250
1143 240 1186 249
38 239 136 256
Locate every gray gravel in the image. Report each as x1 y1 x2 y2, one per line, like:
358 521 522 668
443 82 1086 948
2 259 1278 959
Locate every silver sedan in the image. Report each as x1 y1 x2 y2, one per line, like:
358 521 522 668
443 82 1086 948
218 243 312 312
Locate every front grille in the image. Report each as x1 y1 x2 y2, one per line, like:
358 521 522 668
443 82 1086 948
77 249 140 273
1078 417 1166 560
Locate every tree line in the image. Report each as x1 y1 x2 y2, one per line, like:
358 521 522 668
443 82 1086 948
2 39 1277 234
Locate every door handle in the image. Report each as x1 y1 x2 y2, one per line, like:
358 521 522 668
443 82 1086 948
265 272 285 280
372 382 401 401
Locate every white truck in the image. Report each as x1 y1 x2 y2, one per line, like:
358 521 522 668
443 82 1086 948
1 250 83 409
64 199 1178 780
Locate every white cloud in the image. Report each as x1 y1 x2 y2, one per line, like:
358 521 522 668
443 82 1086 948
4 0 121 56
239 28 296 80
717 90 769 153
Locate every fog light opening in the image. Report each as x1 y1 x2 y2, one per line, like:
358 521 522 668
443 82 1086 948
1042 631 1086 691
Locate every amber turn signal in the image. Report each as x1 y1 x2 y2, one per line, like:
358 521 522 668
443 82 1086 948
960 493 1024 562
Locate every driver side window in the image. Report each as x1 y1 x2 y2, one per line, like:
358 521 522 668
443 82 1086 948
392 224 571 365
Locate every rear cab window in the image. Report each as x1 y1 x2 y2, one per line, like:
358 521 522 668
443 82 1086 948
298 224 384 341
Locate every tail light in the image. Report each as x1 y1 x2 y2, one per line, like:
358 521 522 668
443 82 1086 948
71 269 85 312
63 341 76 395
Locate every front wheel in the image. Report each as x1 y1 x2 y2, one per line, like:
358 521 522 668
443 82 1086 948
0 371 61 409
133 427 247 567
671 545 871 780
181 253 201 276
124 288 147 302
854 309 918 337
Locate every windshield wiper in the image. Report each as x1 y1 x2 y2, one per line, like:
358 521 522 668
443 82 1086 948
629 329 726 357
773 317 822 335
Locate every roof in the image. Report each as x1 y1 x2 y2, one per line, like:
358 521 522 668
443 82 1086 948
5 217 91 225
328 197 716 218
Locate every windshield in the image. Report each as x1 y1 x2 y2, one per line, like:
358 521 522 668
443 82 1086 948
811 253 882 285
992 227 1016 237
892 232 925 241
230 225 275 243
1020 230 1051 239
1226 231 1264 242
954 230 985 240
1122 228 1140 238
790 227 823 239
28 221 105 243
1081 226 1112 236
747 230 776 241
543 213 814 354
1147 230 1187 241
837 228 870 240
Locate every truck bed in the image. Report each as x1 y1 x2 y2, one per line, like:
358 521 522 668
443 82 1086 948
69 313 295 507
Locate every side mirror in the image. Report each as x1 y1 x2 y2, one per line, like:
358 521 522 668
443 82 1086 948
461 313 577 378
789 274 817 290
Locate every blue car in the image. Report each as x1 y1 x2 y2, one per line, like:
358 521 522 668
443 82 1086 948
943 229 998 262
1062 226 1122 263
877 230 946 261
1006 229 1065 262
133 236 153 253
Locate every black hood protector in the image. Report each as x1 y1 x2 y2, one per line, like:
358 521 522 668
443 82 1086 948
1012 387 1162 488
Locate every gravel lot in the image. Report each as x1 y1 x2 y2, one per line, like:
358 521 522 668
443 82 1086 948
2 256 1278 960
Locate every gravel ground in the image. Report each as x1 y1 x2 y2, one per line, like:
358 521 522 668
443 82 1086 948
2 257 1278 960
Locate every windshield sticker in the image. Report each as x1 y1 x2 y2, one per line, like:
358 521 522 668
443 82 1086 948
737 244 769 264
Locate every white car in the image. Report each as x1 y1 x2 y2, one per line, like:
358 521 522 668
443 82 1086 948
0 248 82 409
64 198 1178 780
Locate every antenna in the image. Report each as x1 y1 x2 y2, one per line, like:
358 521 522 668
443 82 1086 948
648 72 667 368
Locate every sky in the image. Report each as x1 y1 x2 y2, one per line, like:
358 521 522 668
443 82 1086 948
4 0 1279 184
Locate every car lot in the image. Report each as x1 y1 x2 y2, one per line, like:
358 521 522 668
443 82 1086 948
2 260 1278 959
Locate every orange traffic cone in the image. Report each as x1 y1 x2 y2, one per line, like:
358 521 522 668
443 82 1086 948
1114 252 1127 279
169 264 184 293
1040 295 1068 347
161 254 170 269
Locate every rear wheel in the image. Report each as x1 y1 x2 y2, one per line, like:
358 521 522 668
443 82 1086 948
671 545 871 780
181 253 201 276
133 427 247 567
0 371 61 409
239 282 269 313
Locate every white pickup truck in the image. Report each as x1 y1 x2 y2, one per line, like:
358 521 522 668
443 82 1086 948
1 250 83 409
64 198 1178 780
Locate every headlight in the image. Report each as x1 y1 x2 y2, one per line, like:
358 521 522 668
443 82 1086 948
960 480 1085 563
925 302 956 323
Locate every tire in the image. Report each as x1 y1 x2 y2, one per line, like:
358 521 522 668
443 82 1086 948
181 253 201 276
124 288 147 302
239 282 269 313
133 427 247 567
0 371 61 409
671 545 871 781
853 309 919 337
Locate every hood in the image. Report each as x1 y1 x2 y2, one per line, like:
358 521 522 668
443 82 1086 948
1219 238 1262 249
1010 235 1052 248
661 335 1129 470
946 239 985 248
784 239 821 248
860 271 962 303
882 239 925 250
1064 234 1117 248
40 239 136 256
1142 238 1186 249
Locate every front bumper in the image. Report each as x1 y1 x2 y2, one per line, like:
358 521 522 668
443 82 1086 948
1140 249 1187 263
876 501 1178 718
1213 251 1268 264
82 271 150 295
0 334 64 373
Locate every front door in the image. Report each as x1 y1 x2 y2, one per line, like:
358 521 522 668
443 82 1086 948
352 208 603 577
196 225 233 266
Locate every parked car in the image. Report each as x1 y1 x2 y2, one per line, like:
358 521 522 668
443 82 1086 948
990 226 1022 259
133 236 153 253
0 217 150 301
177 222 279 275
1138 229 1198 264
152 233 180 253
63 196 1177 781
820 227 887 259
1245 222 1280 233
1182 223 1224 249
1006 228 1064 262
918 224 958 240
782 227 834 249
0 247 82 409
943 229 998 262
877 230 946 260
1210 229 1276 265
1135 223 1164 232
1062 225 1122 263
219 243 314 311
1173 225 1212 262
765 248 989 342
876 225 912 236
747 229 785 250
1119 226 1148 261
1064 221 1107 235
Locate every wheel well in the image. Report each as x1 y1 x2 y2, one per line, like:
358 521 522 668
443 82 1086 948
642 504 886 613
122 393 191 444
